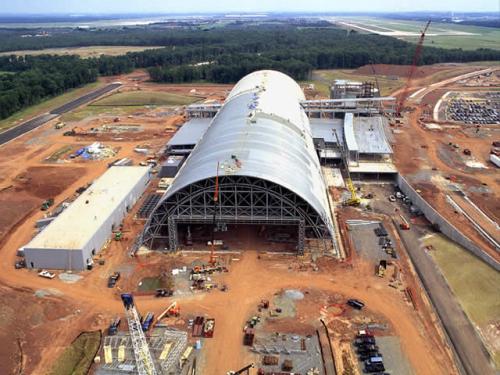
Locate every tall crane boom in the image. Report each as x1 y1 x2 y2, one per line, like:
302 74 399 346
227 363 255 375
396 20 431 115
121 294 158 375
332 129 360 206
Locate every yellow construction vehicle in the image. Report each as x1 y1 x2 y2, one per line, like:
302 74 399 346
344 177 361 206
332 129 361 206
377 260 387 277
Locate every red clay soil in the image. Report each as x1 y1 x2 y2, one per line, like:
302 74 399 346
469 192 500 223
450 192 500 245
0 284 76 375
15 166 86 199
0 190 39 240
421 89 448 107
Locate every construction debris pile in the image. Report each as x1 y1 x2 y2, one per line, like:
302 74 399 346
70 142 117 160
252 333 323 375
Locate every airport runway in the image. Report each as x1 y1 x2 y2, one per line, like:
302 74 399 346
0 82 121 146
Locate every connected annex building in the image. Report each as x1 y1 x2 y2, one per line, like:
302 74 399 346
24 166 151 270
143 70 335 253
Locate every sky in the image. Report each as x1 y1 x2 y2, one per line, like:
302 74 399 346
1 0 499 14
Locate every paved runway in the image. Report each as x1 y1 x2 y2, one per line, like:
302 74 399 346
0 82 121 146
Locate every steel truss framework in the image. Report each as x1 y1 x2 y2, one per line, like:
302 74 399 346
141 175 332 254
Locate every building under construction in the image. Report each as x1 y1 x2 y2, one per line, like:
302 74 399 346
142 71 396 254
97 327 191 375
143 70 335 254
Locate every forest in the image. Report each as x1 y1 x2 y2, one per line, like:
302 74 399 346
1 24 499 120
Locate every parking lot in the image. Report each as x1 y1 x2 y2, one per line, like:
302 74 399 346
446 92 500 125
348 221 396 262
353 334 414 375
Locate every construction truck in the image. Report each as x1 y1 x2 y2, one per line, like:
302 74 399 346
154 301 180 328
41 198 54 211
332 129 361 206
108 317 121 335
63 126 87 136
377 260 387 277
399 215 410 230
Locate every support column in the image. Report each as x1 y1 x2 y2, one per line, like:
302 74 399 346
168 217 177 252
298 220 305 255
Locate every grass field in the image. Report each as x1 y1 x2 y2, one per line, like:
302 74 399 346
333 17 500 50
49 331 101 375
0 81 103 131
424 234 500 367
60 105 140 122
0 45 164 58
312 69 404 96
300 80 331 96
92 91 199 107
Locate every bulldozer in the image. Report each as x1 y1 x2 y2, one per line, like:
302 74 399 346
63 126 87 136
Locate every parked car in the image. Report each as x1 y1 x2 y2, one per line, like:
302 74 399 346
347 298 365 310
354 337 376 346
38 270 55 279
365 356 385 373
156 288 173 297
357 344 379 354
14 259 26 269
356 329 373 338
107 272 121 288
359 352 381 361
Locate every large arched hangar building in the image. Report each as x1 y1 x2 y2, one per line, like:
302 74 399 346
142 70 335 253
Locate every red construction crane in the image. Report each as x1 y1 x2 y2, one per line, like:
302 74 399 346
396 20 431 115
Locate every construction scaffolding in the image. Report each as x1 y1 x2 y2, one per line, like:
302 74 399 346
141 175 334 254
97 328 189 375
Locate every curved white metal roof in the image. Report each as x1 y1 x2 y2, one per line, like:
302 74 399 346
165 70 333 233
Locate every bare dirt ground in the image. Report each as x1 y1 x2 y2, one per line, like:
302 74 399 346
0 69 237 374
390 64 500 262
0 64 493 374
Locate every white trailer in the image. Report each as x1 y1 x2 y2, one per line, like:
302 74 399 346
490 154 500 168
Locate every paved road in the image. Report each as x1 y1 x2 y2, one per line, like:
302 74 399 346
397 221 496 375
0 82 121 146
411 67 496 101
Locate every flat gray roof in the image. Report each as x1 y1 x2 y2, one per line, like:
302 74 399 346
344 113 359 152
354 117 393 154
167 118 211 147
309 118 344 144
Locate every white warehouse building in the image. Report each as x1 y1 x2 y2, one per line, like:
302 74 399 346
24 166 150 270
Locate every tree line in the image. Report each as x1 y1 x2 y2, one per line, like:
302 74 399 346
1 24 499 119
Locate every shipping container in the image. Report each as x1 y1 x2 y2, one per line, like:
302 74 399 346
192 316 204 337
141 312 154 331
158 155 185 178
203 318 215 338
243 327 255 346
490 153 500 168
